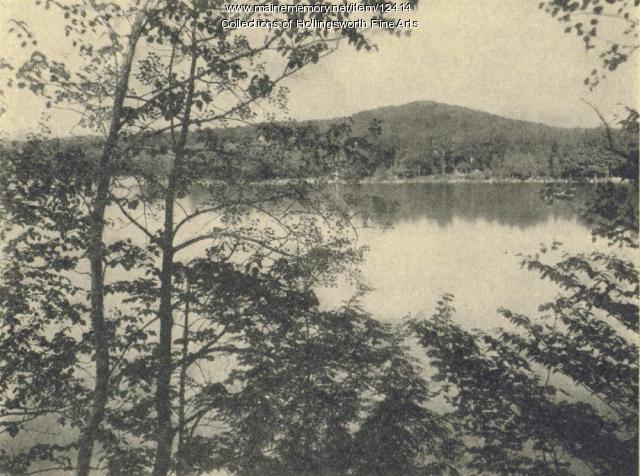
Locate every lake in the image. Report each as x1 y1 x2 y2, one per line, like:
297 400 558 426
313 183 600 329
162 182 600 330
0 182 612 473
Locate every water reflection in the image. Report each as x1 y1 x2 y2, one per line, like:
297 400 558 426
342 183 588 229
317 183 602 329
110 182 600 331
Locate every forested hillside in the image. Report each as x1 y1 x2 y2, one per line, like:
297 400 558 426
184 100 635 180
340 100 620 178
10 100 632 182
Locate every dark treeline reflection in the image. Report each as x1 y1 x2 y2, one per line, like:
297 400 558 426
343 183 590 229
184 183 590 232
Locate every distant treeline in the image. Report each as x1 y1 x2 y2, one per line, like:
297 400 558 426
11 101 637 182
341 101 638 181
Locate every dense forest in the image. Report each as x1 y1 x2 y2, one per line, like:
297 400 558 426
340 100 637 180
198 100 638 181
0 0 637 475
11 100 636 182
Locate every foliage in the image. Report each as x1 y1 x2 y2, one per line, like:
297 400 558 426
539 0 639 89
411 262 638 474
0 140 134 473
582 182 638 247
208 283 456 475
1 1 637 475
496 151 543 179
6 99 629 182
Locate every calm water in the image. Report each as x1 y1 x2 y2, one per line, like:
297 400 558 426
314 183 600 329
0 182 607 467
151 182 599 329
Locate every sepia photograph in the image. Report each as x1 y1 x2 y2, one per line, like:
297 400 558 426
0 0 638 474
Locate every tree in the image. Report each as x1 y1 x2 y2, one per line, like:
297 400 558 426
351 347 459 475
498 151 542 180
0 140 94 474
191 261 457 475
411 276 637 474
408 4 639 471
101 3 416 472
3 3 156 473
1 1 419 473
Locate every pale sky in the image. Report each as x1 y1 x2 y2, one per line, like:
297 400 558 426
0 0 638 138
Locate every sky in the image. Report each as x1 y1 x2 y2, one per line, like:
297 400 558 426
0 0 638 138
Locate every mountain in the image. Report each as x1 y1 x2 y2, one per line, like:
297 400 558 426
5 100 617 180
310 100 601 159
305 100 612 178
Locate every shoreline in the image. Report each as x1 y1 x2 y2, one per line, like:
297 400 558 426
130 174 628 187
357 176 625 185
239 176 627 186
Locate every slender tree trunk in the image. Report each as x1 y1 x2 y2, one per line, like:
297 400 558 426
75 11 147 476
153 209 176 475
176 279 191 476
152 19 199 475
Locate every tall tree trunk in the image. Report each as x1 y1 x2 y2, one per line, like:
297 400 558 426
152 203 176 475
176 279 191 476
152 19 199 475
75 10 147 476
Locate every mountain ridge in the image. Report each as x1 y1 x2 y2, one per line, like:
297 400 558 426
329 100 593 132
